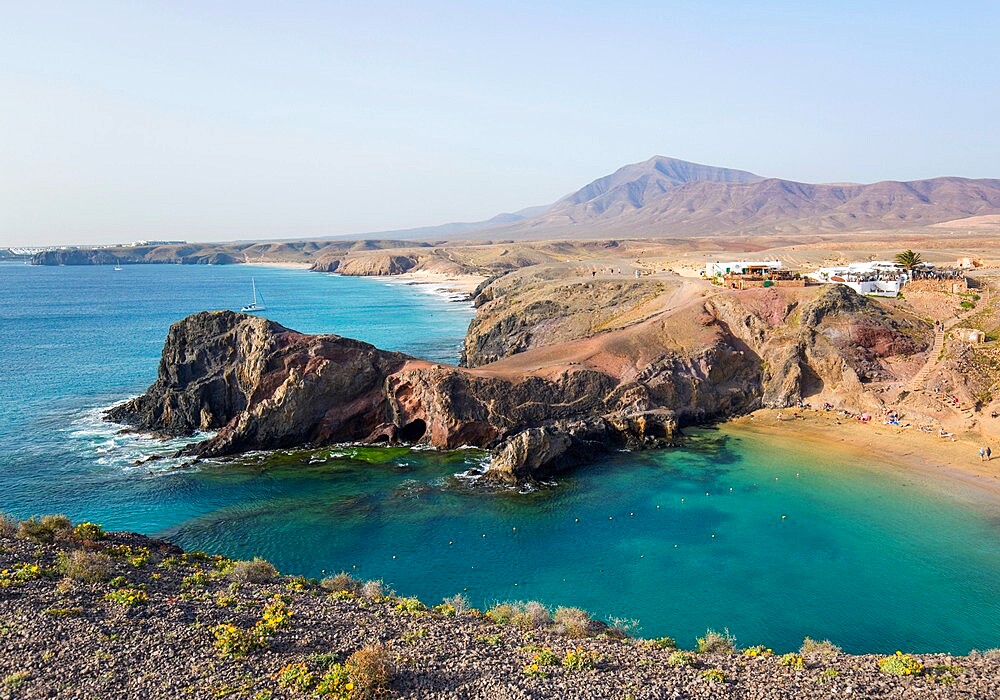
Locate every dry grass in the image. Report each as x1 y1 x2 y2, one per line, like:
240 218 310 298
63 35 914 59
345 644 394 699
800 637 842 656
58 550 112 582
320 572 361 595
442 593 471 615
696 629 737 654
17 515 72 544
0 513 16 539
553 606 594 638
228 558 277 584
361 579 390 601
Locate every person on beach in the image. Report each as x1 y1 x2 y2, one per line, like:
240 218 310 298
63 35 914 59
988 447 993 461
980 447 986 462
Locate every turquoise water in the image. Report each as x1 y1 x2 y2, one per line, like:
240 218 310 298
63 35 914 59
2 261 999 654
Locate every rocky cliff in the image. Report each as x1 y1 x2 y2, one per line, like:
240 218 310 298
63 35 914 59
109 283 929 484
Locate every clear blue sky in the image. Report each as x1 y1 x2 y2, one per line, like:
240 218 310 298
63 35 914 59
2 1 998 246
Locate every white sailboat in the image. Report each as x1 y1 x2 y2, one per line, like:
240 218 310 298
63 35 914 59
113 258 122 271
240 277 266 313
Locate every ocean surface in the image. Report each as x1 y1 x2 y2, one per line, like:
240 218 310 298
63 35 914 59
2 260 999 654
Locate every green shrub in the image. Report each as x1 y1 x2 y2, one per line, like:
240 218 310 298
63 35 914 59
3 671 29 689
320 572 361 595
667 651 695 667
276 662 315 693
212 623 268 657
108 575 128 588
879 651 922 676
523 647 559 666
562 647 599 670
42 607 83 617
701 668 725 683
800 637 841 656
816 668 840 684
228 558 277 584
643 636 677 650
345 644 394 699
17 515 72 544
103 588 148 607
57 550 112 582
181 571 212 590
696 629 736 654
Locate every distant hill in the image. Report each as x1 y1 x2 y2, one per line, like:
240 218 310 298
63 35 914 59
481 156 1000 238
309 156 1000 241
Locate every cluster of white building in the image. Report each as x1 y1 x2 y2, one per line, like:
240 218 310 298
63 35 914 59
704 259 944 297
806 261 908 297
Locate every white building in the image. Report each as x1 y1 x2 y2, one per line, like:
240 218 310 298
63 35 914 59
808 261 907 297
704 260 783 277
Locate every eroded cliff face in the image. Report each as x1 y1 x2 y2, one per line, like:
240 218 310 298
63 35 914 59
109 283 930 484
106 312 413 456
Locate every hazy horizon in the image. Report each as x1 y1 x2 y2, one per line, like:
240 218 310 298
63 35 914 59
2 1 998 247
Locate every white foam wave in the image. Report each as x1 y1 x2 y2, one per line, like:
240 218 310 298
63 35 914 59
65 404 211 474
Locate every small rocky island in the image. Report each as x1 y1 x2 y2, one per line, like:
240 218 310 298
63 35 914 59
107 277 929 484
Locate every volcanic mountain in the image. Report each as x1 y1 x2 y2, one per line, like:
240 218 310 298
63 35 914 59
479 156 1000 238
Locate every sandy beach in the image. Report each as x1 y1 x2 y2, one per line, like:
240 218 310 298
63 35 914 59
726 409 1000 511
242 261 313 270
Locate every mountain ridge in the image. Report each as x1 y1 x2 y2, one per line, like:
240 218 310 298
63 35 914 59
324 156 1000 241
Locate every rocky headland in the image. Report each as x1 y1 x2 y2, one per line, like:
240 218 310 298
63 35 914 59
106 271 931 484
1 518 997 700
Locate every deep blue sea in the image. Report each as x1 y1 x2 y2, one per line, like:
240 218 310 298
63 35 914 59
2 260 999 654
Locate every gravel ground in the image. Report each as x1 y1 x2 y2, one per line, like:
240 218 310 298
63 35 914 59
1 526 998 699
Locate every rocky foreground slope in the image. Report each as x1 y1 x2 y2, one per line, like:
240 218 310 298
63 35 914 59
106 282 929 484
2 518 998 700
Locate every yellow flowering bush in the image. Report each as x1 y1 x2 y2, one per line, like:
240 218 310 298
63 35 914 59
701 668 726 682
104 588 148 607
393 597 427 615
0 563 46 588
562 647 599 670
743 645 774 657
211 623 268 657
261 596 293 631
780 653 805 670
276 663 315 693
315 664 353 699
72 522 106 542
433 603 456 616
879 651 923 676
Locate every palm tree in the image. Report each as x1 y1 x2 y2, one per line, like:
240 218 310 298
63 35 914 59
894 249 923 273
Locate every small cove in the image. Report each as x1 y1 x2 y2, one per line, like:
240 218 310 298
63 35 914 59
1 261 999 654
